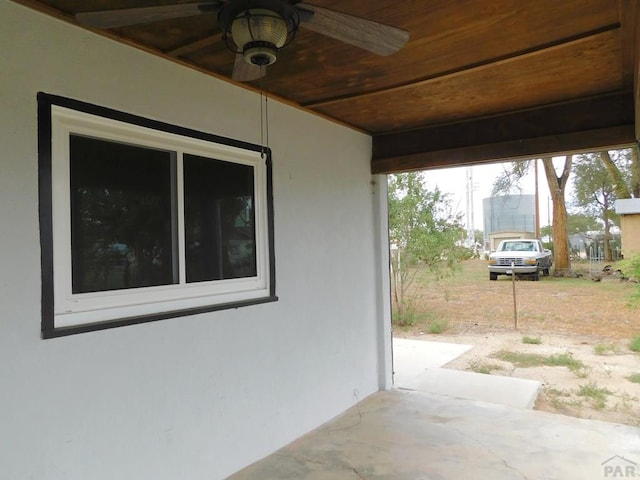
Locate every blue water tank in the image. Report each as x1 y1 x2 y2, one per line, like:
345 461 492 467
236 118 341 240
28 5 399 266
483 194 536 236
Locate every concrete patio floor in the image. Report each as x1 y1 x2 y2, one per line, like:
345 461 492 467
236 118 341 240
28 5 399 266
229 388 640 479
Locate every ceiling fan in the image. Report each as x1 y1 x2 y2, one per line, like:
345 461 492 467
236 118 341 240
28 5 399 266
75 0 410 82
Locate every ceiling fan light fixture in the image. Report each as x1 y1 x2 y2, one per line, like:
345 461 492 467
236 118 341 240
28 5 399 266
231 9 287 66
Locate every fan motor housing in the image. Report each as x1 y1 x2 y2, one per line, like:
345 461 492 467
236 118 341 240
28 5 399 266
218 0 295 28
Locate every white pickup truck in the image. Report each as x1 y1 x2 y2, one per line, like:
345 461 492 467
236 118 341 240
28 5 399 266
488 239 552 281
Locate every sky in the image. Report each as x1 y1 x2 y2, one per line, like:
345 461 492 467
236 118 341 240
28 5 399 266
421 161 555 231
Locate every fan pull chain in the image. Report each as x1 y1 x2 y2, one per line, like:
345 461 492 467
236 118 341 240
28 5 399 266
260 88 264 156
264 94 269 151
259 72 269 159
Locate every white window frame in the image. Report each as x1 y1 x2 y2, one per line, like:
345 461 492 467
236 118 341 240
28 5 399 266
39 95 276 336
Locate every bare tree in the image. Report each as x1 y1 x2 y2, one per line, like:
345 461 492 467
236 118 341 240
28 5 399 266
541 156 572 274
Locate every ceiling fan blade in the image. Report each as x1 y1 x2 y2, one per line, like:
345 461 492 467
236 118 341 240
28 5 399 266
296 3 409 56
232 54 266 82
76 2 223 29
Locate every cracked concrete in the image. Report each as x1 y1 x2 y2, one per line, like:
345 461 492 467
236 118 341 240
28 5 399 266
228 389 640 479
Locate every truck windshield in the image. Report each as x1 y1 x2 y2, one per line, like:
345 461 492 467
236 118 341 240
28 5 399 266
499 241 534 252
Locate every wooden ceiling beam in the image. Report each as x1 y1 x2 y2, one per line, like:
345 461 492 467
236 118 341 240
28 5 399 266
372 126 635 174
622 0 640 140
371 91 635 174
619 0 638 88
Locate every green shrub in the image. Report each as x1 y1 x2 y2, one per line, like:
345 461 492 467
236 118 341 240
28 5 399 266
392 297 423 327
392 298 447 333
522 336 542 345
427 319 448 334
619 253 640 279
618 254 640 308
493 351 586 372
594 343 618 355
393 309 419 327
577 382 611 410
627 373 640 384
630 335 640 352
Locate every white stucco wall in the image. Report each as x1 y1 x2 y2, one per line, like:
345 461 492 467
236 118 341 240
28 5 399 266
0 2 390 478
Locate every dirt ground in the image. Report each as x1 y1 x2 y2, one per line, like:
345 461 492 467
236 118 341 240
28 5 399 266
396 259 640 426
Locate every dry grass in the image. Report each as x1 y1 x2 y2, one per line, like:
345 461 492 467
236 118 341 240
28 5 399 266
402 259 639 341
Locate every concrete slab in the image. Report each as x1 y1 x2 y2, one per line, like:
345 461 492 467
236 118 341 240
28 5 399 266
392 338 472 372
229 389 640 480
393 338 541 409
399 367 541 409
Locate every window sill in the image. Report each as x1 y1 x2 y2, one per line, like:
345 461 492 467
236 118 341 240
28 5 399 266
42 295 279 339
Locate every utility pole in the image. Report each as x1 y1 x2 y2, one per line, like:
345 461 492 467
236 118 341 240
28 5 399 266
466 167 475 248
534 159 540 239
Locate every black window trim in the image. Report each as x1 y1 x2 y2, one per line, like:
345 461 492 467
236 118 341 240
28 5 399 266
38 92 277 338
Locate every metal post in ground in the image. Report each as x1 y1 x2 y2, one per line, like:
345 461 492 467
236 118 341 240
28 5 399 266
511 261 518 330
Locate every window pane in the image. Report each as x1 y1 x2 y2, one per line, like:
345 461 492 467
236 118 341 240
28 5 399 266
70 135 177 293
184 154 257 282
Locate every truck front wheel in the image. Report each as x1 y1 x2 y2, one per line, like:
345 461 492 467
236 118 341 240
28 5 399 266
489 272 498 281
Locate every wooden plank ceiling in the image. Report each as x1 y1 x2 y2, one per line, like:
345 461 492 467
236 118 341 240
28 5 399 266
15 0 640 173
